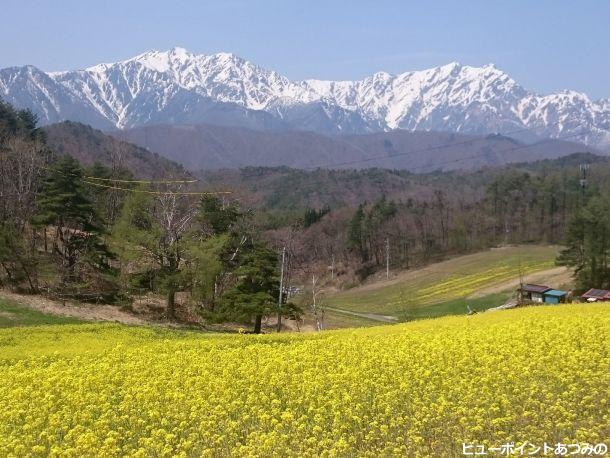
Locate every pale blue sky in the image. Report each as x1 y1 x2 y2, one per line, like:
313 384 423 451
2 0 608 99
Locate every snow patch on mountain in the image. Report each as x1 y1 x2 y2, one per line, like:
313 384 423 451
1 47 608 148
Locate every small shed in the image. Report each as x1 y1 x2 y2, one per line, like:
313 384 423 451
581 288 610 302
543 289 567 304
519 284 550 303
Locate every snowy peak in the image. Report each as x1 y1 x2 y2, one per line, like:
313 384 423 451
124 47 193 73
0 47 608 148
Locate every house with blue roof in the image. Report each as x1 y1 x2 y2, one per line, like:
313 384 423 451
542 289 567 304
518 284 567 304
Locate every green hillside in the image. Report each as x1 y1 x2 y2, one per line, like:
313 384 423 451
322 245 563 320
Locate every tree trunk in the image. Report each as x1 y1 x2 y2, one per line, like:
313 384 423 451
253 314 263 334
19 261 36 293
167 287 176 319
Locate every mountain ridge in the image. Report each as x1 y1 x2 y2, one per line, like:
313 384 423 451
2 47 609 148
112 122 595 172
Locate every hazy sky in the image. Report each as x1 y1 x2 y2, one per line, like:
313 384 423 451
2 0 608 99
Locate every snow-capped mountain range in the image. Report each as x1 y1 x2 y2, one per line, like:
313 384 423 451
1 47 609 148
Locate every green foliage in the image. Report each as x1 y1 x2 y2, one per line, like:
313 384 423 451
217 241 280 332
196 195 239 235
557 194 610 291
346 197 396 264
112 191 160 262
347 204 365 260
303 206 330 228
34 156 101 232
186 234 229 305
84 162 134 225
33 155 116 295
0 99 44 142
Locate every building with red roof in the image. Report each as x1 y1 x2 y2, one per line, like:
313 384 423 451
581 288 610 302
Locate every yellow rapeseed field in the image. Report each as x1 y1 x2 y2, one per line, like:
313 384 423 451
0 304 608 457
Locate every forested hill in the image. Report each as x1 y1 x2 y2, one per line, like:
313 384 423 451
43 121 187 179
200 153 610 211
113 122 597 172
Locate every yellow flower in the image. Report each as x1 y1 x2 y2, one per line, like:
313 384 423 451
0 304 607 456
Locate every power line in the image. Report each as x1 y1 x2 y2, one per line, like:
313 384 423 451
82 180 232 195
85 176 198 184
41 164 198 185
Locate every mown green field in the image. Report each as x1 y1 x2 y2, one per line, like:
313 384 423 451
0 304 607 456
323 245 561 321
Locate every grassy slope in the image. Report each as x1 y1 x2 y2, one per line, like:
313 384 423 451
0 298 82 328
323 245 561 320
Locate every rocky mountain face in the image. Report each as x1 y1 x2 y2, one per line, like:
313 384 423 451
1 47 609 149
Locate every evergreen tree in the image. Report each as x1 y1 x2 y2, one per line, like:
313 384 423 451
347 204 366 261
218 240 280 333
33 156 113 291
557 195 610 291
196 195 239 235
303 206 330 228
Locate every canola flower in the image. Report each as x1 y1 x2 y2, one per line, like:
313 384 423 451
410 260 554 304
0 304 608 457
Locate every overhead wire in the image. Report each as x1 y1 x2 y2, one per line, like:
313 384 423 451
82 180 232 195
84 176 199 184
39 164 231 195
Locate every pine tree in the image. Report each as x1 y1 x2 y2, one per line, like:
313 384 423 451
218 241 280 333
347 204 366 261
33 156 113 290
196 195 239 235
557 195 610 291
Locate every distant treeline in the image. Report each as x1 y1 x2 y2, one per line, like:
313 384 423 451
230 157 610 291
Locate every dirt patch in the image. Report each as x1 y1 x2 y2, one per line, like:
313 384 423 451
468 266 572 298
0 290 151 326
0 290 310 333
324 306 398 323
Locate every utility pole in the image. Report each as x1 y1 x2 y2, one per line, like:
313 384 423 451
277 246 286 332
385 237 390 280
517 251 524 304
330 253 335 280
312 274 321 331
